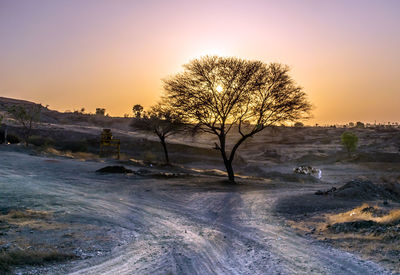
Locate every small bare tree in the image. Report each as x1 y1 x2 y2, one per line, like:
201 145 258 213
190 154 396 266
7 104 42 146
131 104 184 164
163 56 311 182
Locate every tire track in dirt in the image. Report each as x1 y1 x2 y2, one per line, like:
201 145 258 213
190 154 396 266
0 150 391 274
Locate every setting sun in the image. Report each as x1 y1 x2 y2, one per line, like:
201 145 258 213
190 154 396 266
216 85 223 93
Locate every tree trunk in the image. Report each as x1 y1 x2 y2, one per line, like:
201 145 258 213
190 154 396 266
224 159 235 183
24 133 29 147
218 134 235 183
160 137 170 164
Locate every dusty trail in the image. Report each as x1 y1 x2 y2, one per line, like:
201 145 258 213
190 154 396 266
0 149 391 274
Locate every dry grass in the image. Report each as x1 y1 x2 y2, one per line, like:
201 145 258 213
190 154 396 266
43 147 100 161
326 203 400 225
0 249 77 273
286 203 400 273
7 209 51 220
0 209 69 231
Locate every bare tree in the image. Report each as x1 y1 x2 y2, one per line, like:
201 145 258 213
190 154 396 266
163 56 311 182
131 104 184 164
7 104 42 146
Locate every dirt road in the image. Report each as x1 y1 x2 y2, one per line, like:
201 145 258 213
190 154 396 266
0 148 391 274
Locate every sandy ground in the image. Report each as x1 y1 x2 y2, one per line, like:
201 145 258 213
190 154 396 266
0 146 395 275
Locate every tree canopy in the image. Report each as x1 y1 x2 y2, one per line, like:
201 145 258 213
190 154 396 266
341 131 358 157
131 103 185 164
163 56 311 182
7 104 42 146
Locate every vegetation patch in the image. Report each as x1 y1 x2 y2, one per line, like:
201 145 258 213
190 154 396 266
0 249 77 274
285 202 400 273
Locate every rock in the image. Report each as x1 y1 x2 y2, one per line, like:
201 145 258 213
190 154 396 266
294 166 322 179
334 180 399 201
96 166 133 174
315 179 400 201
315 187 336 195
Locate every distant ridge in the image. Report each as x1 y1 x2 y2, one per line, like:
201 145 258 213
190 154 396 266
0 96 128 125
0 96 39 107
0 96 65 124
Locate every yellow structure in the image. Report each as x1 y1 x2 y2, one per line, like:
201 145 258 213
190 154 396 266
100 129 120 159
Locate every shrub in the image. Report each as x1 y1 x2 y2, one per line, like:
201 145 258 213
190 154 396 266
28 135 55 147
86 138 100 147
142 151 157 163
59 140 88 152
0 249 77 273
6 104 41 146
341 132 358 157
356 121 365 128
7 134 20 144
0 130 20 144
294 122 304 127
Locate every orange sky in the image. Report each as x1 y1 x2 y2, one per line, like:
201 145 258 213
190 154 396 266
0 0 399 125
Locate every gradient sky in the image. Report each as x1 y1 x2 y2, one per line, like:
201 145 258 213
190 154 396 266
1 0 399 124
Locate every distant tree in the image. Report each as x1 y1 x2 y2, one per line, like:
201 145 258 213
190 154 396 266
294 122 304 127
7 104 42 146
356 121 365 128
163 56 311 182
341 132 358 157
80 107 85 113
132 104 144 118
131 104 185 164
96 108 106 116
124 113 130 118
348 122 355 127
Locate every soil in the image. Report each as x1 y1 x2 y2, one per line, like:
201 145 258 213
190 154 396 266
0 98 400 274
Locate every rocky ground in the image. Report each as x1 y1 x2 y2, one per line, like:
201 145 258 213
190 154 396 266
0 97 399 274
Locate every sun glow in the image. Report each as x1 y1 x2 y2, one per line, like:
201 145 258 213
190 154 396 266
216 85 223 92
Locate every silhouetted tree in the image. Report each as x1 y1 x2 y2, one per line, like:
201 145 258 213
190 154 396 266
7 104 42 146
341 131 358 157
163 56 311 182
356 121 365 128
132 104 144 118
131 104 184 164
294 122 304 127
96 108 106 116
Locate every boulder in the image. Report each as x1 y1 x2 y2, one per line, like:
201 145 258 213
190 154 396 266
96 166 133 174
294 166 322 179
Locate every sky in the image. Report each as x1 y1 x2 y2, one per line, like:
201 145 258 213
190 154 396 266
0 0 399 125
